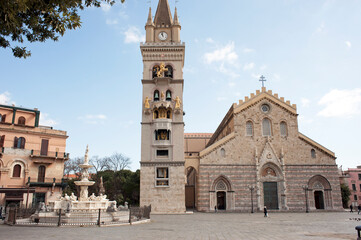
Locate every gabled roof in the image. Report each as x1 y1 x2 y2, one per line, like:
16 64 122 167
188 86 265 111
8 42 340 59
154 0 173 26
233 87 297 116
298 133 335 158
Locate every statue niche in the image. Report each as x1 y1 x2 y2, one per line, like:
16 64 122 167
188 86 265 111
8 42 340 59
153 107 172 120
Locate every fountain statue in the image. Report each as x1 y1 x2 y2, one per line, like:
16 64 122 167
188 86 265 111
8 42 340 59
75 145 95 201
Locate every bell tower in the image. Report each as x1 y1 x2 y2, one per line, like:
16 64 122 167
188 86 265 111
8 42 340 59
140 0 186 213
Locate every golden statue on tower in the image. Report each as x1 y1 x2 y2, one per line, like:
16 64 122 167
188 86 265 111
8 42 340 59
157 62 168 77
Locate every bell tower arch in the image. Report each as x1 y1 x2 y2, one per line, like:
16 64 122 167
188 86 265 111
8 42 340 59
140 0 186 213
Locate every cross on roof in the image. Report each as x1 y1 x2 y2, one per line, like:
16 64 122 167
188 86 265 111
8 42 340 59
259 75 267 88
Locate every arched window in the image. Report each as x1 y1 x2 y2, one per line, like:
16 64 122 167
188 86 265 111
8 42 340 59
165 65 173 78
153 109 159 119
262 118 272 136
14 137 26 149
167 109 172 119
311 149 316 158
13 164 21 177
152 65 160 78
154 90 160 101
166 90 172 101
0 135 5 148
155 129 170 140
220 148 226 157
280 121 287 137
246 121 253 136
18 116 26 125
38 165 46 182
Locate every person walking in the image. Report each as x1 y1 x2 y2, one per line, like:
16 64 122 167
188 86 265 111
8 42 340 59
264 206 268 217
358 205 361 215
350 204 353 213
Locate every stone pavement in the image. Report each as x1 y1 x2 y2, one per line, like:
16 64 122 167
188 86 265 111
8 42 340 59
0 211 360 240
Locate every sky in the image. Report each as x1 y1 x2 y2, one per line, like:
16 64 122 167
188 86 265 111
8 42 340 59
1 0 361 171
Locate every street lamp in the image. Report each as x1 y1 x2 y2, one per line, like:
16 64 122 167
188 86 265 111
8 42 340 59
248 185 255 213
302 185 309 213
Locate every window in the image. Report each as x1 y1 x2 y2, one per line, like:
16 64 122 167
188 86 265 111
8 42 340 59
153 107 171 119
0 135 4 148
359 184 361 192
262 118 272 136
354 195 358 201
166 90 172 101
165 65 173 78
155 130 170 141
352 184 356 191
0 114 5 123
261 104 270 113
14 137 26 149
280 121 287 137
311 149 316 158
152 65 160 78
358 174 361 180
13 164 21 177
40 139 49 156
220 148 226 157
156 149 169 157
154 90 160 101
246 121 253 136
156 167 169 186
18 116 26 125
38 166 46 182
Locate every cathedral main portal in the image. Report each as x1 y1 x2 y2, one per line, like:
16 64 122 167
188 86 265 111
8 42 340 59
263 182 278 210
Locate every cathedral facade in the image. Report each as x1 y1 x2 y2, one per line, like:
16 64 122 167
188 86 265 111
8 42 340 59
140 0 343 213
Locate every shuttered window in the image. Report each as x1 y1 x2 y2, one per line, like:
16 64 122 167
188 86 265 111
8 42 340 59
38 166 46 182
13 164 21 177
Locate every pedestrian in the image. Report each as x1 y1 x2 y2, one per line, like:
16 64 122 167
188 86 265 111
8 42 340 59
264 206 268 217
350 204 353 213
358 205 361 215
214 205 217 213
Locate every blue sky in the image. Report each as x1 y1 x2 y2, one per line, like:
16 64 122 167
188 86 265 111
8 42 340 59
1 0 361 170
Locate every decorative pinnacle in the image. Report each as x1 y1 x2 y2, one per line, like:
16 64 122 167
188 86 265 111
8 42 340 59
84 145 89 165
147 7 153 25
174 7 179 24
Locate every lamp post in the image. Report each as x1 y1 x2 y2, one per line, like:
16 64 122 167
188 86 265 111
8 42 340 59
249 185 255 213
302 185 309 213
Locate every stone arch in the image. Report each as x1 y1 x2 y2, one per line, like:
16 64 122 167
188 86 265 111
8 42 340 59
9 159 28 178
259 162 286 210
307 175 333 210
185 167 197 209
210 175 235 211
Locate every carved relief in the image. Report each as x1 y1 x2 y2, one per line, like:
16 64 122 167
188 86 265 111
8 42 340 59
262 167 277 177
216 181 227 190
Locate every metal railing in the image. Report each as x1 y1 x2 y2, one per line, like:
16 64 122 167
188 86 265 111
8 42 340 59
30 150 69 159
6 205 151 227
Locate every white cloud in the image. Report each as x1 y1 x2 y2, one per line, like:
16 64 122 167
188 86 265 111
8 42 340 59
260 65 267 71
273 73 281 82
243 62 255 71
251 73 261 79
298 115 314 124
318 89 361 118
345 41 351 48
217 97 227 102
228 82 236 87
301 98 311 107
243 48 254 53
119 10 129 19
315 22 325 34
204 42 238 65
106 19 118 25
206 38 214 43
101 3 111 12
0 92 15 105
78 114 108 124
40 113 58 126
124 26 145 44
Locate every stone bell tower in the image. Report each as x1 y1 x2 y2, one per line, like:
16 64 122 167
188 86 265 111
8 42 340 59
139 0 186 213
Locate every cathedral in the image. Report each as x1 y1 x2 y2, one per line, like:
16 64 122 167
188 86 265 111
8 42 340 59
140 0 343 213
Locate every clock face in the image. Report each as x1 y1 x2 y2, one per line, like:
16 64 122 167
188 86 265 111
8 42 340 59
158 32 168 41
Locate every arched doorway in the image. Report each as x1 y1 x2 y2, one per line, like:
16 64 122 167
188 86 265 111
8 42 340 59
314 191 324 209
185 167 196 209
259 164 284 210
217 191 226 210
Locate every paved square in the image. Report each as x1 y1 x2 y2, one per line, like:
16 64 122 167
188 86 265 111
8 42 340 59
0 212 360 240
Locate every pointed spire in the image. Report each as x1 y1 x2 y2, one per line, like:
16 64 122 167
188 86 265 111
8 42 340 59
146 7 153 26
154 0 173 26
173 7 179 25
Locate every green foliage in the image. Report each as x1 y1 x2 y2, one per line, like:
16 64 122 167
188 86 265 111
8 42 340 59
0 0 125 58
341 183 351 208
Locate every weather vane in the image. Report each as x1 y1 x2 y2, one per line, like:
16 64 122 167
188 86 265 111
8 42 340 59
259 75 267 88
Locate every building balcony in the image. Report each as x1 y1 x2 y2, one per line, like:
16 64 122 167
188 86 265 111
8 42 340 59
30 150 70 161
27 177 67 188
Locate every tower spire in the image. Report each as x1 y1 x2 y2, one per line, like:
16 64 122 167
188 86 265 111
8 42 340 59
173 7 179 25
154 0 173 26
146 7 153 26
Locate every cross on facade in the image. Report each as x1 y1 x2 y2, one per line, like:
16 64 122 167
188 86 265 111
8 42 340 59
259 75 267 88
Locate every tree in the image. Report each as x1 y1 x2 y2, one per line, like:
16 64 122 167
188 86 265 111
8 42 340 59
63 157 83 178
107 153 131 171
0 0 125 58
341 183 351 208
89 155 108 174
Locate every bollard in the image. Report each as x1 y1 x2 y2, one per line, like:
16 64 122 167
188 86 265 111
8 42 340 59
356 226 361 240
58 209 62 227
97 209 101 227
